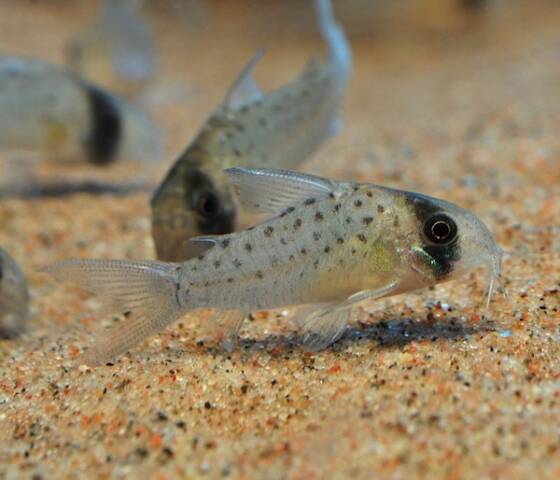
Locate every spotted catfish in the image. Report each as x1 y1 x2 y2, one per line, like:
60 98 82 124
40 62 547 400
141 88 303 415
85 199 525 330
0 247 29 338
0 56 162 166
47 168 503 365
151 0 352 261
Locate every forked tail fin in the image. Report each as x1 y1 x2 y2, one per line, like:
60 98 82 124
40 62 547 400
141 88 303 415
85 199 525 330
44 259 183 365
314 0 352 76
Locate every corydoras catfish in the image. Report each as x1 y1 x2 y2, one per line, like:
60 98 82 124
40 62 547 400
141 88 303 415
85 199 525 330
65 0 157 97
47 168 503 365
151 0 351 261
0 247 29 338
0 56 162 166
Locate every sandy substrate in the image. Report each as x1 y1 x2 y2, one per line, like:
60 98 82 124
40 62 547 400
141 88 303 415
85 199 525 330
0 1 559 478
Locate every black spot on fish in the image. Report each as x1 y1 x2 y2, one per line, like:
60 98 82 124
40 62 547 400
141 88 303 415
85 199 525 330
301 248 307 255
280 206 295 218
336 237 344 244
221 239 230 248
366 191 373 198
324 246 330 253
214 260 221 268
334 203 341 212
313 232 321 241
234 149 241 157
233 258 242 268
245 243 252 252
304 198 316 205
227 277 234 283
377 205 385 213
353 186 359 192
256 271 264 279
357 234 367 243
198 254 205 261
83 84 122 165
354 199 363 208
314 211 324 221
280 237 287 245
264 226 274 237
313 259 319 269
329 193 335 199
294 219 302 230
362 216 374 225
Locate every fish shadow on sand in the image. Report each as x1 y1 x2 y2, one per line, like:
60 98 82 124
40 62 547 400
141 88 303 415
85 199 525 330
0 180 153 198
223 316 497 355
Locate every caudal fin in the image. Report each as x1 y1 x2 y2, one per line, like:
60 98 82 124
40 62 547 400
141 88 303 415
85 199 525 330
45 259 183 365
314 0 352 75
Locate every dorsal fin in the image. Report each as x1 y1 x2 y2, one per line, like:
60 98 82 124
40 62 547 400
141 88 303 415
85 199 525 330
224 167 338 215
222 50 265 110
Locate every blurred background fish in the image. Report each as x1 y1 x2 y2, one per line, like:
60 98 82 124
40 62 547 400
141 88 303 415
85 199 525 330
65 0 157 98
0 57 163 176
0 247 29 338
151 0 352 261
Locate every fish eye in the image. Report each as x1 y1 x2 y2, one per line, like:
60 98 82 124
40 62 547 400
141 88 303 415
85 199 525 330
194 191 222 218
424 214 457 244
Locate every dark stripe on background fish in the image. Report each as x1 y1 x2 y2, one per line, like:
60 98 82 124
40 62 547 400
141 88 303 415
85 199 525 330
83 84 122 165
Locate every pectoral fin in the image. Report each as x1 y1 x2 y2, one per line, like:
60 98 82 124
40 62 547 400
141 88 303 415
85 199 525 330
224 167 339 215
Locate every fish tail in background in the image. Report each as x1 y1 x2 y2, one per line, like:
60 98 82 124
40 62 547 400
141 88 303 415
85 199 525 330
44 259 184 365
115 97 164 167
314 0 352 79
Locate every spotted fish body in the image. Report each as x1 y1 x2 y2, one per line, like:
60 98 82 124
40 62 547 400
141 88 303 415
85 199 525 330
0 248 29 338
48 168 502 365
65 0 157 96
151 0 351 261
0 56 162 165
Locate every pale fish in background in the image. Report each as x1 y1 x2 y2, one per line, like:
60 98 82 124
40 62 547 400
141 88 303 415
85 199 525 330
65 0 157 97
151 0 352 261
0 57 163 168
47 168 503 365
0 247 29 338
